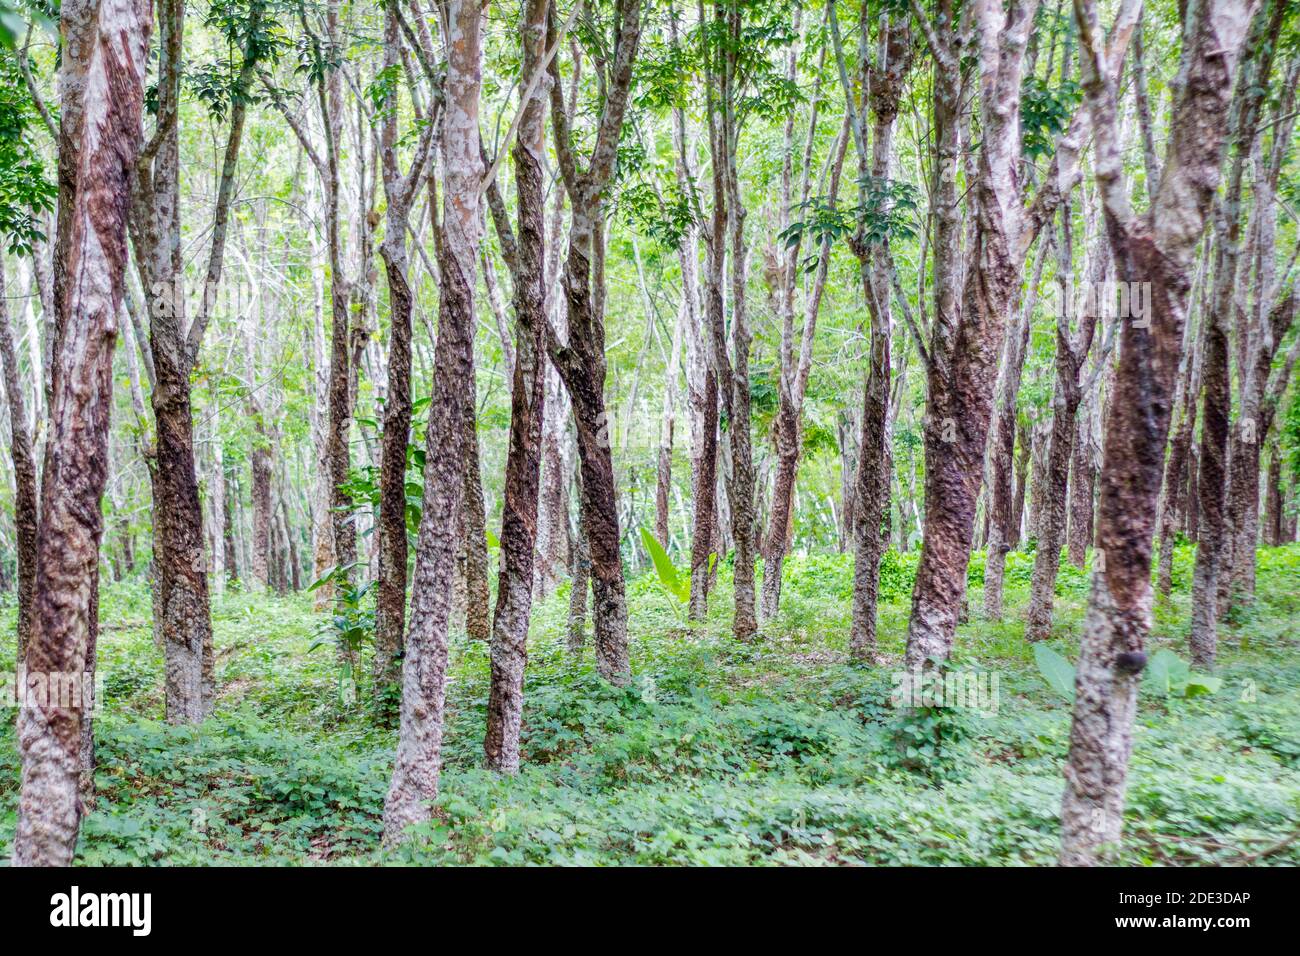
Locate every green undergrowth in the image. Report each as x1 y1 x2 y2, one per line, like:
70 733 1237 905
0 542 1296 865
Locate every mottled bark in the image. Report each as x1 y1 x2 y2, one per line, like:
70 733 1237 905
1060 0 1253 866
0 264 38 661
304 0 358 673
1225 290 1300 595
374 1 437 701
383 0 482 842
250 435 272 590
127 0 217 724
534 376 570 596
483 0 550 774
545 0 641 682
983 244 1046 618
461 419 491 641
13 0 149 867
905 0 1040 671
1025 222 1105 641
533 156 572 599
568 492 591 652
701 0 758 641
208 405 225 597
759 13 827 622
688 367 718 620
1066 407 1097 567
1187 1 1279 668
1011 416 1031 543
1261 440 1283 547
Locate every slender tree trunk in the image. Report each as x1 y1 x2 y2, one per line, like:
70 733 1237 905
1025 222 1105 640
1060 0 1252 866
983 245 1044 619
843 13 911 659
314 0 357 676
1262 439 1283 547
209 403 225 597
534 369 570 596
13 0 149 867
483 0 550 774
654 297 685 547
905 0 1039 671
125 0 216 724
250 435 272 591
1011 415 1031 544
1066 408 1097 567
374 0 437 700
0 264 39 661
1187 1 1279 668
533 166 572 599
568 486 591 652
545 0 642 682
383 0 482 842
461 418 491 641
688 367 718 620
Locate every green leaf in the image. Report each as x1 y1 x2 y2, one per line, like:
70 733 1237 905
1033 645 1075 700
1182 674 1222 698
640 527 688 603
1146 649 1187 697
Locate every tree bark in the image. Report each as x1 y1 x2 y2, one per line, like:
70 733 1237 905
904 0 1040 671
250 432 272 591
1025 220 1105 641
126 0 218 724
0 263 39 661
1187 0 1280 668
1059 0 1253 866
1066 403 1097 567
483 0 550 774
383 0 482 842
374 0 437 701
983 244 1045 619
544 0 642 682
461 417 491 641
13 0 149 867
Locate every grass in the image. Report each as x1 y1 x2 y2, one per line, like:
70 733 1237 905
0 542 1297 865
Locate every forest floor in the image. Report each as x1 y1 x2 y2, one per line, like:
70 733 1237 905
1 543 1297 865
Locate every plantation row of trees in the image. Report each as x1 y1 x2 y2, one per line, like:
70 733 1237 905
0 0 1296 866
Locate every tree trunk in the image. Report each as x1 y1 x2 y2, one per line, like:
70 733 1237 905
983 245 1044 619
373 0 436 700
0 263 39 661
250 436 272 591
383 0 482 842
568 489 591 652
209 405 226 597
1060 0 1252 866
1025 222 1104 641
688 368 718 620
461 417 491 641
544 0 642 682
1066 409 1097 567
905 0 1038 671
1011 415 1031 544
654 297 685 548
13 0 149 867
534 367 570 596
1186 1 1279 668
483 0 550 774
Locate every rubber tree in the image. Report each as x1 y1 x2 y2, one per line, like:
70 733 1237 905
1059 0 1255 866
